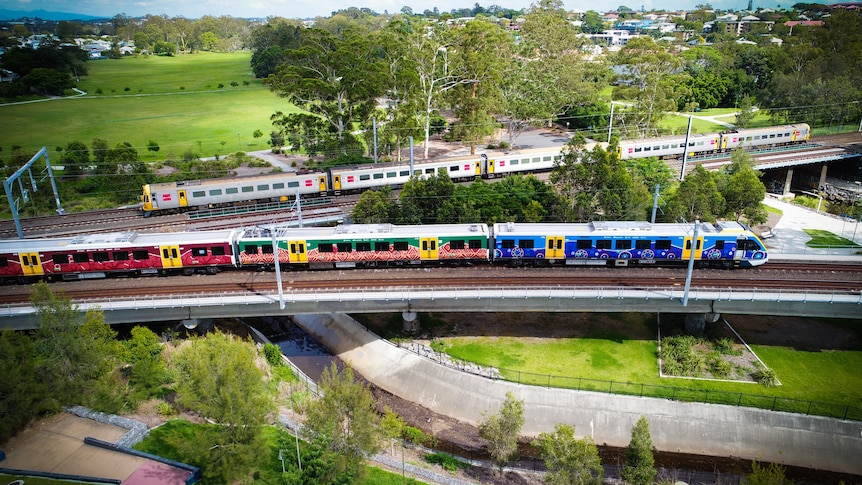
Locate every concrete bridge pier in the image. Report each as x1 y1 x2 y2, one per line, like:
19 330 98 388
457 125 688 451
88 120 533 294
402 311 419 334
683 312 721 335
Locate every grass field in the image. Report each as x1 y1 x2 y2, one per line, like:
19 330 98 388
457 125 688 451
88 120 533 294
0 52 300 162
438 314 862 415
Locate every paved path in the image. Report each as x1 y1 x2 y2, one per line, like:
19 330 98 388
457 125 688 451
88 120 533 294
763 195 860 254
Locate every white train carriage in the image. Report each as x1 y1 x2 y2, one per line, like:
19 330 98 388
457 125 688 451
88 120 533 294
720 124 810 151
141 171 328 215
484 147 564 177
618 133 720 160
329 157 482 194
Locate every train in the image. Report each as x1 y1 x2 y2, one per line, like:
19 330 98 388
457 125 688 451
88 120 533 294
0 220 768 283
140 123 811 216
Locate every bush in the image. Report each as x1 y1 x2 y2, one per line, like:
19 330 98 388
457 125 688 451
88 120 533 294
425 452 469 474
156 401 175 416
403 426 437 447
263 343 283 366
753 366 779 387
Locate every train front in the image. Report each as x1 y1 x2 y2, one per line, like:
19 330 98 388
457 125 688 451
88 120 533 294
738 224 769 267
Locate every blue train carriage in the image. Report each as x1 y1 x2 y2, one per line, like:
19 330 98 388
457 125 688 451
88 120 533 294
141 171 327 216
491 221 767 268
236 223 490 270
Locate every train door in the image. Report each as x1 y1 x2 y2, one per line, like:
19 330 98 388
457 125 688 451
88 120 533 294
177 190 188 208
160 245 183 268
20 252 43 276
289 240 307 263
487 158 496 177
420 238 438 261
546 236 564 260
318 175 327 194
682 237 703 261
475 160 483 176
333 175 342 193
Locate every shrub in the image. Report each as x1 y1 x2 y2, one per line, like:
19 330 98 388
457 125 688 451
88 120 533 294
230 81 239 87
263 343 283 366
242 80 250 86
403 426 437 447
95 87 103 94
124 87 130 92
753 366 779 387
156 401 175 416
429 339 446 353
217 83 224 89
425 453 469 474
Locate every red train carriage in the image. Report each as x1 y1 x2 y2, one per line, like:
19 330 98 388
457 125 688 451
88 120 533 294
0 230 237 283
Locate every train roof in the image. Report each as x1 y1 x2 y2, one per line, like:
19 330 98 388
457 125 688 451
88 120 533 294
145 171 326 190
723 124 809 136
0 230 237 253
492 221 753 237
240 223 489 240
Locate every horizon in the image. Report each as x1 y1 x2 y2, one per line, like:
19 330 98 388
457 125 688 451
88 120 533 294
0 0 821 22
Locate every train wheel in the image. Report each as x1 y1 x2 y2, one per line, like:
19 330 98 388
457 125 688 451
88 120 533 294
182 268 194 276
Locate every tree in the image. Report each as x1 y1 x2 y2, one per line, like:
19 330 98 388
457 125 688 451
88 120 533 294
303 363 381 481
265 27 386 155
22 67 73 96
170 330 274 483
124 326 169 403
613 37 686 136
622 416 657 485
30 282 122 412
735 95 756 128
146 140 160 158
479 391 525 472
60 140 89 177
667 165 724 222
379 406 406 455
398 171 456 224
0 330 51 443
532 424 602 485
352 186 397 223
721 149 767 223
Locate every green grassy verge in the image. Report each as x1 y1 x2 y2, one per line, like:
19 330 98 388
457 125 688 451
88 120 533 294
437 315 862 419
0 52 300 160
803 229 861 248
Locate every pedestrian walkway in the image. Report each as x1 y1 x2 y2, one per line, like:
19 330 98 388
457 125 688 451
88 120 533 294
763 195 860 255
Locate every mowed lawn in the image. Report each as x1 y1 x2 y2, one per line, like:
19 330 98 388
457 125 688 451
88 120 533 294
440 314 862 413
0 52 301 158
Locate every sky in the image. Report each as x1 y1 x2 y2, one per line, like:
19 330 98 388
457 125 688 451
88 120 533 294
5 0 787 20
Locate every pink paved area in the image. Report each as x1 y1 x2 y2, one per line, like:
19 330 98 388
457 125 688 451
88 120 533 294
1 413 192 484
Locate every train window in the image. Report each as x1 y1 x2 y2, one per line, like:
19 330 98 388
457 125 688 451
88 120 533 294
394 241 409 251
414 170 421 176
653 146 660 151
337 242 352 252
635 240 651 250
745 136 752 141
22 255 30 265
211 246 225 256
113 251 129 261
400 170 410 177
543 156 552 161
52 254 69 264
596 240 611 250
643 147 651 152
226 187 238 194
356 242 371 252
425 168 435 174
450 240 465 250
777 133 783 138
373 173 384 179
553 155 562 161
375 242 389 251
769 134 775 138
685 240 702 250
288 181 299 188
655 240 671 250
715 240 725 250
241 186 254 193
532 157 540 163
93 252 109 262
510 160 519 165
262 244 274 254
360 175 371 181
386 172 397 178
133 250 149 260
615 240 632 250
449 165 460 171
72 253 89 263
501 240 515 249
192 247 207 257
662 145 669 149
469 239 483 249
273 183 285 190
318 243 333 253
245 244 258 254
0 257 7 267
257 184 270 191
209 189 222 196
688 142 695 147
576 240 591 250
192 191 205 198
634 147 642 152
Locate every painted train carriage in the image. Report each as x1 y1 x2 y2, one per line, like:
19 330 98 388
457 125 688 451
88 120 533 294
492 221 768 268
236 223 490 269
0 230 237 282
141 171 328 216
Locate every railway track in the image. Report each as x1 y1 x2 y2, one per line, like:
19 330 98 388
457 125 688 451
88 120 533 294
0 262 858 305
